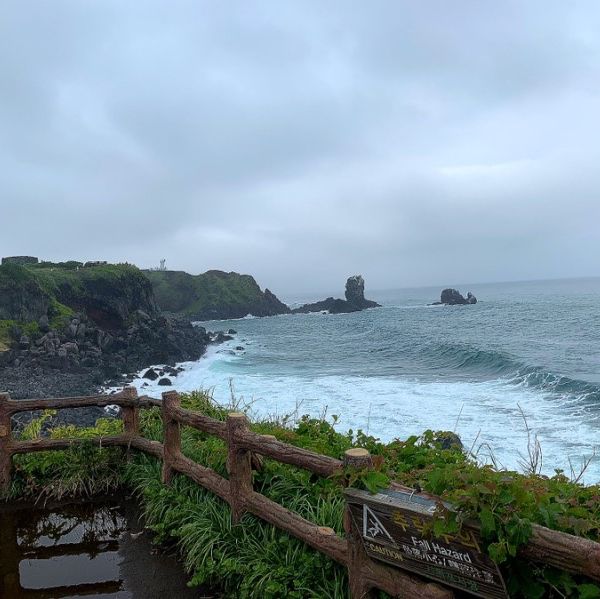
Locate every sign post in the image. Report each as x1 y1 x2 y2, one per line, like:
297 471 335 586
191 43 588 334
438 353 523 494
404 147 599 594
344 487 508 599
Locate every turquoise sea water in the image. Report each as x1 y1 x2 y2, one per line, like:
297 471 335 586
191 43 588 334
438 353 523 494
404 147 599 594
130 278 600 483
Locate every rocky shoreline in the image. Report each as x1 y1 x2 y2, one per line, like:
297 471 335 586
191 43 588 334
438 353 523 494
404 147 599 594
0 312 210 399
0 259 382 431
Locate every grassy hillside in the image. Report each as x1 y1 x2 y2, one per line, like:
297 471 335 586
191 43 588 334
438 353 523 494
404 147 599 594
146 269 289 320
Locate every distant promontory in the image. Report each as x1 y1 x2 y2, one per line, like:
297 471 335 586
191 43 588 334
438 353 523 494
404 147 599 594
145 269 290 321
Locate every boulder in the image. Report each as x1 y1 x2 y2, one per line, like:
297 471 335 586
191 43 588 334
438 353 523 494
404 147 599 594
38 314 50 333
157 377 172 386
62 342 79 354
142 367 159 381
212 332 234 343
432 431 463 451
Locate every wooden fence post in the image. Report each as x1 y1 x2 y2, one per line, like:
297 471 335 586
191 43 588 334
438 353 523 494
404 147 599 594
162 391 181 485
0 393 11 494
344 448 377 599
227 412 252 524
121 387 139 459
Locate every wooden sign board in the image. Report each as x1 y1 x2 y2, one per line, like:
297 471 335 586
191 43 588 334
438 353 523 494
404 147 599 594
344 487 508 599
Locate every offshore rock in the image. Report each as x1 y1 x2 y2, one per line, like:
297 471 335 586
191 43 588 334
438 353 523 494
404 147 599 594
293 275 380 315
436 289 477 305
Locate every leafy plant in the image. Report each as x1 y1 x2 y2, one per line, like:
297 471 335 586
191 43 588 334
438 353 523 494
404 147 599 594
3 391 599 598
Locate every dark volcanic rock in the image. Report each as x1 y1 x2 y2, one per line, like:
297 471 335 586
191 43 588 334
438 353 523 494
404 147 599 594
157 377 172 386
438 288 477 305
432 431 463 451
212 332 234 343
142 367 159 381
0 260 214 427
0 313 210 400
292 275 380 315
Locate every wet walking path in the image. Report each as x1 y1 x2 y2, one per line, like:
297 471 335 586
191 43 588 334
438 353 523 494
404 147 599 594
0 497 217 598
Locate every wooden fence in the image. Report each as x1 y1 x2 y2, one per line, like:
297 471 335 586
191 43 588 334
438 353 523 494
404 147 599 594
0 388 599 599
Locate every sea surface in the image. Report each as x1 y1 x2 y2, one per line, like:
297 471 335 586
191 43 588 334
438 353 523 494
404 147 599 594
128 278 600 483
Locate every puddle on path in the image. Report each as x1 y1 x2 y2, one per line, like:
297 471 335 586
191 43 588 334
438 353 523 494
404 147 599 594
0 498 216 598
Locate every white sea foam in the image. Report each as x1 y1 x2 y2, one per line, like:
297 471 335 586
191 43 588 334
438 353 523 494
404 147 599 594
123 337 600 484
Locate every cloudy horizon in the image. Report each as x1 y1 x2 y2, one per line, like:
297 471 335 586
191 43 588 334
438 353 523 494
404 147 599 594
2 1 600 295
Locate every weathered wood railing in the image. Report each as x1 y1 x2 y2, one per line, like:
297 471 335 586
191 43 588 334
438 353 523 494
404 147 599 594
1 389 599 598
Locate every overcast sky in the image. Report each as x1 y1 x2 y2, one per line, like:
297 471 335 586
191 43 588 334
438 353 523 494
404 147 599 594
2 2 600 295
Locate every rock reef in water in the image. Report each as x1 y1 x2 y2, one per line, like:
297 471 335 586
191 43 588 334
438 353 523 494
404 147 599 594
432 288 477 305
292 275 380 314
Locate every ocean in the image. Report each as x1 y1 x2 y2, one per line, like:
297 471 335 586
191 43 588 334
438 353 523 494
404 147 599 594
128 277 600 484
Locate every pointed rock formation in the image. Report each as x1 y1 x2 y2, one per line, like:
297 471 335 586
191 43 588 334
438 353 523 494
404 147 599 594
292 275 380 314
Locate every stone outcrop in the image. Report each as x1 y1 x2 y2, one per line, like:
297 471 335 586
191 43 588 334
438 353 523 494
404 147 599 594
344 275 380 309
2 310 209 380
292 275 380 315
432 289 477 305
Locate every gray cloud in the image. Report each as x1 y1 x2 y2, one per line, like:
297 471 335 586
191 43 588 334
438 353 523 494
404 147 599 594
1 1 599 295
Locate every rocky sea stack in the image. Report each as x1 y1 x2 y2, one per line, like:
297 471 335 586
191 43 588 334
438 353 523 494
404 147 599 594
432 288 477 305
292 275 380 314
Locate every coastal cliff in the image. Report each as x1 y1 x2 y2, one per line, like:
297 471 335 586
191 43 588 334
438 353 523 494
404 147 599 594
0 261 209 398
145 269 290 321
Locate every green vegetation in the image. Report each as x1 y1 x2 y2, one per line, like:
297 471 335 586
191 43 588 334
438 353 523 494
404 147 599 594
0 261 155 338
0 319 40 350
6 411 124 500
145 269 287 319
3 392 599 598
29 262 149 298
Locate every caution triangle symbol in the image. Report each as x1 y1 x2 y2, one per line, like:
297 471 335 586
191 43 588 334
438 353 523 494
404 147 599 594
363 505 396 545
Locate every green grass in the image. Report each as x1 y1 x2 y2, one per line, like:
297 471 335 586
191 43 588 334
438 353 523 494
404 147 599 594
28 262 149 298
3 391 600 598
145 269 269 316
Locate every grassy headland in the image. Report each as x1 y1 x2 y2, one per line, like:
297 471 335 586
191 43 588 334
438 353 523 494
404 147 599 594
145 269 290 320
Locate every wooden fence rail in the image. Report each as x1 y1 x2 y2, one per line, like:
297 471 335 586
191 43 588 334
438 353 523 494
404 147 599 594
0 388 599 599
